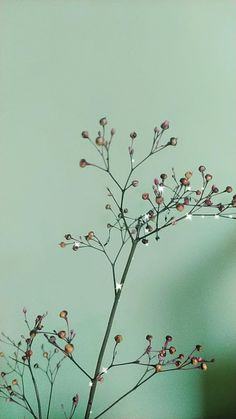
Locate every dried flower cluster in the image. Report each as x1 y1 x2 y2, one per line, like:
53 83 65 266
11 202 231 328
1 117 235 418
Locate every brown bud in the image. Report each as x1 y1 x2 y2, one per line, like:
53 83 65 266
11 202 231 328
43 352 48 358
12 379 18 386
180 177 190 186
99 117 107 126
65 343 74 354
59 310 68 319
165 335 173 342
225 186 233 193
142 193 149 200
200 362 208 371
81 131 89 139
132 180 139 187
96 136 105 146
211 185 219 193
30 330 37 339
205 174 213 182
58 331 66 339
169 346 176 355
176 203 184 212
198 165 206 172
79 159 89 168
146 335 153 342
160 120 169 130
154 364 162 373
85 231 94 240
59 242 66 248
114 335 123 343
169 137 177 146
204 198 212 206
155 196 164 205
25 350 33 358
111 128 116 136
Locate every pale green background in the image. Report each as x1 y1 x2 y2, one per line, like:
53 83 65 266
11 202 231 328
0 1 236 418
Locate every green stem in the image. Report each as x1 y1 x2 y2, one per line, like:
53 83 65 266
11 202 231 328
28 362 42 419
84 240 138 419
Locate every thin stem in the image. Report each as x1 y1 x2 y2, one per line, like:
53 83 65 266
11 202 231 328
84 240 138 419
28 361 42 419
46 382 53 419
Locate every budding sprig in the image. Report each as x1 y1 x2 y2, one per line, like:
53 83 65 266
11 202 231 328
61 393 79 419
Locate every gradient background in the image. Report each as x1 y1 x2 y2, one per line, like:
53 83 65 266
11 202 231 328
0 1 236 418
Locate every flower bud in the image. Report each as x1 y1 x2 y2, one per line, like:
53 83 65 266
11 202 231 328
0 352 4 357
155 196 164 205
169 137 177 146
114 335 123 343
169 346 176 355
160 120 169 130
142 193 149 200
204 198 212 206
130 131 137 139
185 171 193 179
165 335 173 342
178 353 184 360
59 310 68 319
96 136 105 146
198 165 206 172
79 159 89 168
205 174 213 182
225 186 233 193
64 234 72 240
184 197 190 205
111 128 116 136
142 239 149 245
99 117 107 126
154 127 160 134
217 203 224 212
146 335 153 342
211 185 219 193
132 180 139 187
34 363 39 368
64 343 74 354
72 242 80 251
30 330 37 339
176 203 184 212
81 131 89 139
175 360 181 367
191 357 198 365
43 352 48 358
200 362 208 371
25 350 33 358
196 190 201 196
58 330 66 339
196 344 203 351
180 177 190 186
85 231 94 240
59 242 66 248
154 364 162 373
160 173 167 180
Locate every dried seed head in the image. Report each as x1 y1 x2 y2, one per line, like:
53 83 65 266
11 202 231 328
43 352 48 358
114 335 123 343
191 357 198 365
12 379 18 386
79 159 89 168
155 196 164 205
111 128 116 136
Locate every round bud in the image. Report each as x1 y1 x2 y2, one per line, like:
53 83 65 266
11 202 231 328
225 186 233 193
58 331 66 339
160 120 169 130
180 177 189 186
64 343 74 354
114 335 123 343
86 231 94 240
196 344 203 352
142 239 149 245
200 362 208 371
169 137 177 146
185 171 193 179
142 193 149 200
132 180 139 187
105 204 111 210
178 353 184 360
64 234 72 240
155 196 164 205
154 127 160 134
154 364 162 373
165 335 173 342
146 335 153 341
12 379 17 386
175 360 181 367
217 204 224 212
30 330 37 339
198 165 206 172
169 346 176 355
22 356 27 362
160 173 167 180
59 242 66 248
205 174 213 182
59 310 68 319
0 352 4 357
111 128 116 136
72 242 80 251
43 352 48 358
99 117 107 126
196 190 201 196
204 198 212 206
25 350 33 358
231 199 236 207
184 197 190 205
123 208 128 213
81 131 89 139
96 136 105 146
154 177 159 185
211 185 219 193
176 203 184 212
191 357 198 365
130 131 137 139
49 336 56 344
79 159 88 168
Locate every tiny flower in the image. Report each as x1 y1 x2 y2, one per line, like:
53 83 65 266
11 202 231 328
217 203 225 212
114 335 123 343
59 242 66 248
96 136 105 146
72 242 80 251
99 117 107 126
81 131 89 139
79 159 89 168
65 343 74 354
160 120 169 130
59 310 68 319
64 234 72 240
185 171 193 179
132 180 139 187
198 165 206 172
176 203 184 212
130 131 137 139
154 364 162 373
225 186 233 193
169 137 177 146
205 174 213 182
200 362 208 371
142 193 149 200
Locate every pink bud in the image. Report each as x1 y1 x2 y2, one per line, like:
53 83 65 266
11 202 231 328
160 120 169 130
154 178 159 186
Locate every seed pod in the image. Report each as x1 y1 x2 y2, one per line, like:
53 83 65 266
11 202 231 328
65 343 74 354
